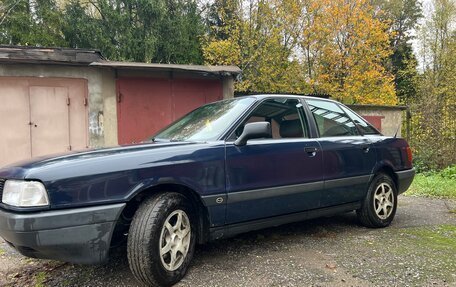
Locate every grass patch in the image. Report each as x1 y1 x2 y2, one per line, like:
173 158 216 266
403 225 456 250
405 172 456 199
34 271 47 287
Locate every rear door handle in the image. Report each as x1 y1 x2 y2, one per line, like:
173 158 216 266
362 146 370 153
305 147 318 157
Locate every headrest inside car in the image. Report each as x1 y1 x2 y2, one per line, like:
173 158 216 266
279 119 303 138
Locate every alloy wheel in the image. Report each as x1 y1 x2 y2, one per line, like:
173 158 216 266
373 182 394 220
159 210 191 271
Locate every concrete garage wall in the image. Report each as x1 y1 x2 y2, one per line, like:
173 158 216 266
348 105 406 137
0 64 118 147
222 76 235 99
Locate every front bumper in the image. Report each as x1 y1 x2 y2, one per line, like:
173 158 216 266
0 203 125 264
395 168 416 194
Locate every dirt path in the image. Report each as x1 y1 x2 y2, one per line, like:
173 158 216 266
1 196 455 287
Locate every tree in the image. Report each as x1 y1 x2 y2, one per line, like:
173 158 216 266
392 43 418 101
0 0 66 46
301 0 396 104
156 0 204 64
203 0 396 104
203 0 309 94
62 0 204 63
411 0 456 170
376 0 422 49
374 0 422 102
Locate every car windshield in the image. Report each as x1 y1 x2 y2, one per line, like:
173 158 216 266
153 97 256 142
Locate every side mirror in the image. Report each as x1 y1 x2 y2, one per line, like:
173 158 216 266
234 122 271 146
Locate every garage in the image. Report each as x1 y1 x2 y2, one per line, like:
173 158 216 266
0 46 240 167
0 77 88 167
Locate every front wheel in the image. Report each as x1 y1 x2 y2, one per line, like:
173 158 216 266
357 173 398 228
127 193 196 286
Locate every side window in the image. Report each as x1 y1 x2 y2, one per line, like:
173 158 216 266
233 98 309 139
339 105 380 135
306 99 358 137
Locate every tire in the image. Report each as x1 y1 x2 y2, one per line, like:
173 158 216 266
357 173 398 228
127 192 196 287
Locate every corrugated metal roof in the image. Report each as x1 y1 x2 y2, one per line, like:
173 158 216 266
90 61 241 76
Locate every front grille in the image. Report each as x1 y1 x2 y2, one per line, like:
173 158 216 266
0 179 4 201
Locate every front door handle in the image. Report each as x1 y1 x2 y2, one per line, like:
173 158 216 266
305 147 318 157
362 146 370 153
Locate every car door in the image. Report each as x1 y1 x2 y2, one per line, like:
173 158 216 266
224 98 324 224
304 99 377 207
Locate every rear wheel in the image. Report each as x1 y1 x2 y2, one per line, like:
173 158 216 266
127 193 195 286
357 173 397 228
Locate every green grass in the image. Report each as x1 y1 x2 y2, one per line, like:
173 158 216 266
405 172 456 199
34 271 47 287
403 224 456 250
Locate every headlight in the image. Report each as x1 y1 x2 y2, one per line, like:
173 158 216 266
2 180 49 207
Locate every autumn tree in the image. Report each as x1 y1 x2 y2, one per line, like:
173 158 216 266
203 0 309 94
411 0 456 170
203 0 396 104
300 0 396 104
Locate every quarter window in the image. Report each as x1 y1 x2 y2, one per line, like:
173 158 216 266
306 99 358 137
339 105 379 135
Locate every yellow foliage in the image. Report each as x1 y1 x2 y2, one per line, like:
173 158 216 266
203 0 310 94
302 0 397 104
203 0 397 105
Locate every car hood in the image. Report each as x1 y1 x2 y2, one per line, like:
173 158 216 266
0 141 198 180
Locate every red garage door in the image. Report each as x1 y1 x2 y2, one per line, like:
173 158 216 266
117 77 223 145
361 115 384 132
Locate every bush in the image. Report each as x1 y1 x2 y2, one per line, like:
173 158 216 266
440 165 456 180
406 166 456 198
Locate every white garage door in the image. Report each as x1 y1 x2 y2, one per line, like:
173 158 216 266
0 77 88 168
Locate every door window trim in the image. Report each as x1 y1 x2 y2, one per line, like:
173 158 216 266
224 97 311 142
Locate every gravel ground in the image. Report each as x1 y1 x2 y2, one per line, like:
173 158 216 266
1 195 455 287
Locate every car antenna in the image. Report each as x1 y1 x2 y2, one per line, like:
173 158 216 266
393 124 400 138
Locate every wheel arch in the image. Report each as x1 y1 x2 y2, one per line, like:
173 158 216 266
114 182 211 246
372 164 398 190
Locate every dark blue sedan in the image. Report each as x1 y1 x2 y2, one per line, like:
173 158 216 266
0 95 415 286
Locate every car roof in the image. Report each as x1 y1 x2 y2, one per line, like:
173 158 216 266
235 94 342 104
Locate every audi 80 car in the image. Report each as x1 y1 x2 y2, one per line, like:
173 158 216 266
0 95 415 286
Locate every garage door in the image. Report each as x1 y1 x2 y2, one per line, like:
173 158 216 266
0 77 88 167
117 77 223 145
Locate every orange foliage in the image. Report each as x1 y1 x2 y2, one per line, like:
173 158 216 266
203 0 397 105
